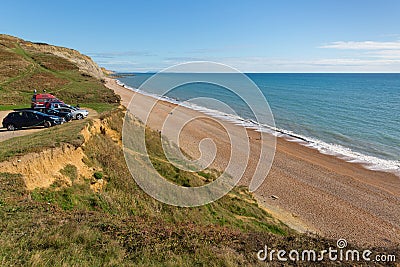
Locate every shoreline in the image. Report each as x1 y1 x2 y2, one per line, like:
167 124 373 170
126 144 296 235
114 79 400 178
105 77 400 247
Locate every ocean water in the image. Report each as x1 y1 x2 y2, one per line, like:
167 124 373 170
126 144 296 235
118 73 400 175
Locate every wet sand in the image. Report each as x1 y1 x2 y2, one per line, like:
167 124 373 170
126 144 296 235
105 77 400 247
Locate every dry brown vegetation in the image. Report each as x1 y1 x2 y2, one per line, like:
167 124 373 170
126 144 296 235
8 72 69 93
0 34 119 111
0 49 30 83
30 53 78 71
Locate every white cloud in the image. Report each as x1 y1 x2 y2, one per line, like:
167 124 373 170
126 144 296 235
160 57 400 73
317 39 400 70
320 40 400 50
367 49 400 59
310 58 400 66
99 55 400 72
93 39 400 72
87 51 155 58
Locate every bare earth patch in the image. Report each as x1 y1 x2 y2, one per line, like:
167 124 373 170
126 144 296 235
0 144 93 190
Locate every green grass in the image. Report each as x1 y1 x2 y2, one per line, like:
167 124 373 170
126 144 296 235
0 120 86 162
60 164 78 182
63 110 289 237
93 171 104 180
82 102 119 113
0 104 30 111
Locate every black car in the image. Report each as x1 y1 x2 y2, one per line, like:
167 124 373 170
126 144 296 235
33 107 73 122
2 110 64 131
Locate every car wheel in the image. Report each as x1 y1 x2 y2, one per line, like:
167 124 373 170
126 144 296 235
44 121 52 128
76 114 84 120
7 124 16 131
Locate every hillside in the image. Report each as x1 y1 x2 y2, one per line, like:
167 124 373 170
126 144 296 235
0 34 119 112
0 35 397 266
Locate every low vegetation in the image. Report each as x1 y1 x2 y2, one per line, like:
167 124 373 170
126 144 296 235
0 119 86 162
1 109 394 266
0 34 119 112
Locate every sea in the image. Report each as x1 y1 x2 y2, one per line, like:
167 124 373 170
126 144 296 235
117 73 400 176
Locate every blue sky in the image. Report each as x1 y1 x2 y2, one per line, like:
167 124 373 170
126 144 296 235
1 0 400 72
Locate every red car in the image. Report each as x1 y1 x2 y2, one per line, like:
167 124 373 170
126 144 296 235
31 93 63 108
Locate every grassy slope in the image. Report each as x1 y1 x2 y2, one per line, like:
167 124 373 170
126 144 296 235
0 119 87 162
1 109 392 266
0 35 119 112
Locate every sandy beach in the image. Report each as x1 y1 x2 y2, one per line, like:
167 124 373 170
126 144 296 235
105 77 400 248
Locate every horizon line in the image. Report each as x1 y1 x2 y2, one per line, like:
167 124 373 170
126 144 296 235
112 71 400 74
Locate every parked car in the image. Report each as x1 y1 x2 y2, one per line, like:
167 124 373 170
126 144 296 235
31 93 63 108
33 107 73 122
2 110 64 131
54 106 89 120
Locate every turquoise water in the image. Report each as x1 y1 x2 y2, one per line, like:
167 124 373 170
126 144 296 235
118 73 400 174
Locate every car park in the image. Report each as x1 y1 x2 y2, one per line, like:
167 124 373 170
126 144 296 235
33 107 73 122
29 91 88 119
2 110 64 131
54 106 89 120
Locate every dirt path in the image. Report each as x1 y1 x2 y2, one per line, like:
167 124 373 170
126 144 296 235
0 111 43 142
0 108 98 143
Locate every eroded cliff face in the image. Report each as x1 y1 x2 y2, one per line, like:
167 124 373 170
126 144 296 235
22 41 104 79
0 34 104 79
0 115 120 191
0 144 93 190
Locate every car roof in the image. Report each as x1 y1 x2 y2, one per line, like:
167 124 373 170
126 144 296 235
33 94 57 98
57 107 74 111
24 110 52 117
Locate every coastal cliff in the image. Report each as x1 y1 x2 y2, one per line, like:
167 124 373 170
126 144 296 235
0 34 104 79
0 34 118 107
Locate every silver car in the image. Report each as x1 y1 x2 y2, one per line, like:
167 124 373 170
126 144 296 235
54 107 89 120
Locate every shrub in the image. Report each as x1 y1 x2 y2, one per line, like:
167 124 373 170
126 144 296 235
94 172 103 180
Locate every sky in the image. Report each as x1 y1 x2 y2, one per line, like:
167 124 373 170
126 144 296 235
1 0 400 72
